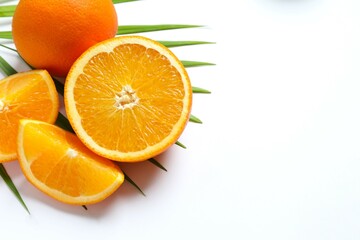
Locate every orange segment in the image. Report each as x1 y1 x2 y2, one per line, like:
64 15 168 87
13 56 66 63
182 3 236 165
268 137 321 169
17 119 124 205
0 70 59 162
65 36 192 162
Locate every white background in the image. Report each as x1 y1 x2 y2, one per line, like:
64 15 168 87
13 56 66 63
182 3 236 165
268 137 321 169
2 0 360 239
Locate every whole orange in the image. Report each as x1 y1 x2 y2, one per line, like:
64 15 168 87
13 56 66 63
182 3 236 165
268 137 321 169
12 0 118 77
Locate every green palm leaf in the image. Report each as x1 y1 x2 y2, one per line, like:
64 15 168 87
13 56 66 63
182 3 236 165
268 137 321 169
53 113 147 195
0 5 15 17
0 44 16 52
159 40 214 48
0 56 16 75
181 60 215 68
148 158 167 172
123 172 146 196
175 141 186 149
53 79 65 95
0 31 12 39
0 0 13 3
0 57 29 213
112 0 139 3
190 115 202 124
0 56 147 202
192 86 211 94
0 164 30 214
117 24 201 35
0 0 214 208
55 113 74 133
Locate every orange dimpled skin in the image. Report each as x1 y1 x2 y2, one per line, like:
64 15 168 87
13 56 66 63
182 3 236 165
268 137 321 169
12 0 118 77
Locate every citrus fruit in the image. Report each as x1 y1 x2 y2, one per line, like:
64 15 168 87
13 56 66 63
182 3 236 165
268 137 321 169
17 119 124 205
12 0 118 77
64 36 192 162
0 70 59 163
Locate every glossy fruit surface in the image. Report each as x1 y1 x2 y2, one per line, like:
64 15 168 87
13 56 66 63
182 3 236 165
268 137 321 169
12 0 118 77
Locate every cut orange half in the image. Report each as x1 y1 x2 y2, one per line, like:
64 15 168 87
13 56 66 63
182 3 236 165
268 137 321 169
65 36 192 162
17 119 124 205
0 70 59 162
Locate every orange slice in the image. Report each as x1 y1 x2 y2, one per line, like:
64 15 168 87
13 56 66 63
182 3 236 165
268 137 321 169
65 36 192 162
17 119 124 205
0 70 59 162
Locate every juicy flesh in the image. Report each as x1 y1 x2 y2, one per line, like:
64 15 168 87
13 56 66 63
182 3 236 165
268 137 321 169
74 44 185 153
22 122 121 197
0 74 54 155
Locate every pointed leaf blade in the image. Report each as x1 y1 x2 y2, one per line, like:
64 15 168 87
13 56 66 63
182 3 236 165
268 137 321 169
0 56 17 75
0 58 30 213
117 24 201 35
113 0 139 3
190 115 202 124
192 86 211 94
123 172 145 196
175 141 186 149
181 60 215 68
0 0 13 3
0 5 16 17
0 164 30 214
53 78 64 96
148 158 167 172
0 31 12 39
0 44 17 52
55 113 75 133
158 40 215 48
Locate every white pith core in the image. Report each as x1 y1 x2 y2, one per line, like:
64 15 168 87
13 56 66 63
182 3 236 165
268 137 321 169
114 85 139 110
0 99 8 112
66 37 192 161
67 148 78 158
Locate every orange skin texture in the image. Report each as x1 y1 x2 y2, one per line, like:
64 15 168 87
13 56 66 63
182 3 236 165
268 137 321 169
12 0 118 77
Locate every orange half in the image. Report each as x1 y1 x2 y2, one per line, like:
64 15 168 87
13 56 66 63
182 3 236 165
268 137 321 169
17 119 124 205
65 36 192 162
0 70 59 162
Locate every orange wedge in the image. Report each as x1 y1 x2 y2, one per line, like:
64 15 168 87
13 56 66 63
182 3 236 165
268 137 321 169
65 36 192 162
17 119 124 205
0 70 59 162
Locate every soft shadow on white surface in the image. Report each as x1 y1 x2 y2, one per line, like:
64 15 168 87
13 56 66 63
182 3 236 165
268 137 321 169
3 151 172 218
